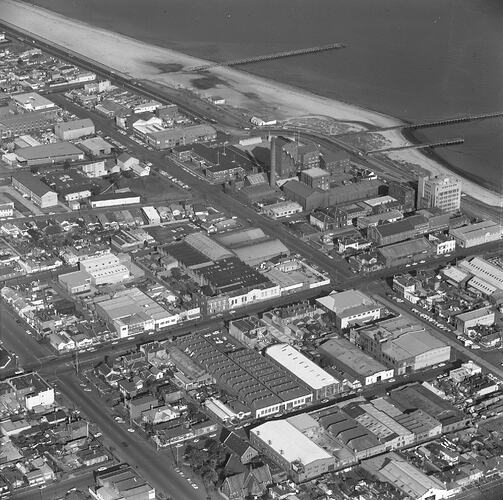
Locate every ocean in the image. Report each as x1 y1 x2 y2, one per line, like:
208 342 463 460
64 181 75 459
22 0 503 193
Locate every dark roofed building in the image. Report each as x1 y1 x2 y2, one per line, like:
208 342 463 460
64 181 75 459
389 383 469 433
162 241 213 269
15 142 84 166
11 172 58 208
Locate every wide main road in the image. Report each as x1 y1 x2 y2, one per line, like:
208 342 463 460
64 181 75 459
48 93 354 283
56 373 206 500
372 291 503 380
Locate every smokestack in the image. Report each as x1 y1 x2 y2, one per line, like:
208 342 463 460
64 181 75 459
270 137 276 188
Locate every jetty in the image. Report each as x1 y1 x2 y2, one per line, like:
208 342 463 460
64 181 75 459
365 138 465 155
335 111 503 137
186 42 345 72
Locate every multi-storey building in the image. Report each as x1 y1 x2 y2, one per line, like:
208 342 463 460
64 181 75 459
418 174 461 213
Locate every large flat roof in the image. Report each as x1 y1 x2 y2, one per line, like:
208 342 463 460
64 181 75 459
250 420 332 465
359 317 448 361
185 232 233 261
316 289 379 317
379 238 432 259
266 344 339 390
15 142 83 160
233 239 289 264
217 228 266 248
56 118 94 132
11 92 55 109
165 241 212 268
319 337 389 377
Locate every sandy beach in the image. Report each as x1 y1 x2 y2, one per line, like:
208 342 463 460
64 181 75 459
1 0 501 207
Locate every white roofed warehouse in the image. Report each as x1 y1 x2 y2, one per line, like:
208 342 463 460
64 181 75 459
265 344 340 400
250 419 336 482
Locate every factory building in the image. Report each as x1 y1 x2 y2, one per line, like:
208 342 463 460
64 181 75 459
320 150 351 174
450 220 502 248
388 181 416 212
368 215 427 246
11 92 55 112
263 201 303 219
458 257 503 294
356 317 451 375
175 332 312 418
96 287 178 337
232 239 290 266
11 172 58 208
378 238 434 267
265 344 340 400
89 192 141 208
319 337 394 386
0 109 58 139
15 142 85 166
146 124 216 149
316 289 383 330
455 307 495 334
300 167 330 191
54 118 95 140
389 383 469 433
250 419 336 483
78 136 113 156
79 253 130 286
418 174 461 213
282 179 381 211
270 137 320 181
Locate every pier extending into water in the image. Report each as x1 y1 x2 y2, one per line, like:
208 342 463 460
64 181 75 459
336 111 503 137
187 42 345 72
366 138 465 155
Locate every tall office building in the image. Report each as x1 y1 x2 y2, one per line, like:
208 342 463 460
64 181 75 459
417 174 461 213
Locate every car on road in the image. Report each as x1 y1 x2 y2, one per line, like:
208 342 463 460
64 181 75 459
175 443 183 448
84 387 92 392
127 428 135 433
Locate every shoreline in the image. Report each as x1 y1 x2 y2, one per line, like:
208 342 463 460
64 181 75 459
1 0 502 207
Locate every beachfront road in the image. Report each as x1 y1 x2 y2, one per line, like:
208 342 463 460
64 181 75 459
55 373 208 500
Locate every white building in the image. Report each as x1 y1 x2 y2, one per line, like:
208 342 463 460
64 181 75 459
80 254 130 286
265 344 340 400
96 287 181 337
12 92 55 112
428 234 456 255
142 206 161 225
418 174 461 213
250 418 336 483
89 193 141 208
263 201 303 219
316 289 383 330
80 160 107 178
0 202 14 218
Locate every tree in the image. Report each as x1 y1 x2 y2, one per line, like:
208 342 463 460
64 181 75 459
201 467 218 487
